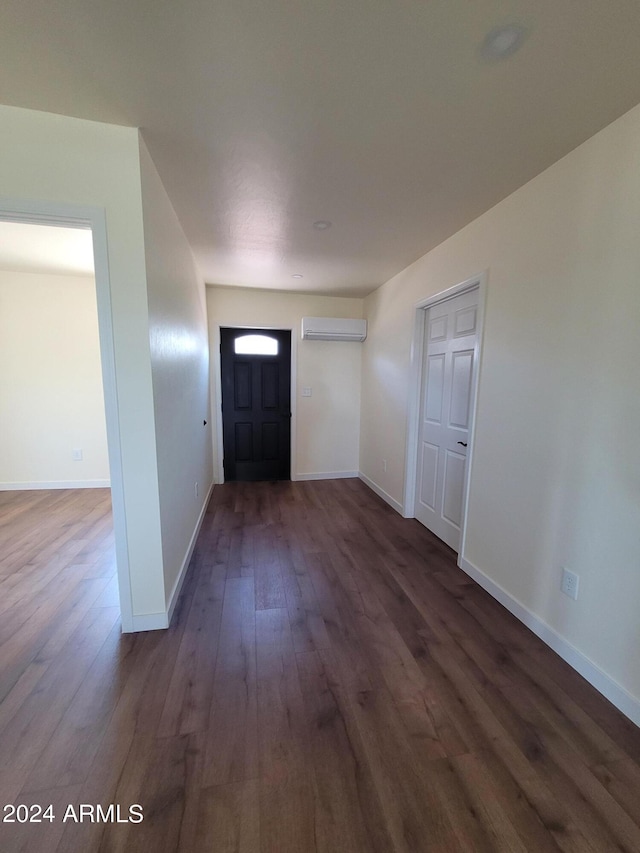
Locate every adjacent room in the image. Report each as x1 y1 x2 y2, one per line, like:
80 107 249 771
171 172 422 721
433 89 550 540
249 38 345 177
0 1 639 850
0 221 120 641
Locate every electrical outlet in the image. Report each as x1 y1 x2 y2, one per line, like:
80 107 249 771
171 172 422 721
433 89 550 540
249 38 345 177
301 387 312 397
382 459 387 472
561 567 579 600
195 481 199 498
72 448 83 461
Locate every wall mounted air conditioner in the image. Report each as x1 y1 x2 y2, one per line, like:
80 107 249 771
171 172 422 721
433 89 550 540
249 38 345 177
301 317 367 342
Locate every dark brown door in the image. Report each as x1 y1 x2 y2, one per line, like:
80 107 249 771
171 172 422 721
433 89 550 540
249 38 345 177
220 328 291 481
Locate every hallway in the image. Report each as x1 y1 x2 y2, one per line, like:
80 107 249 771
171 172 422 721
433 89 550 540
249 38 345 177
1 480 639 851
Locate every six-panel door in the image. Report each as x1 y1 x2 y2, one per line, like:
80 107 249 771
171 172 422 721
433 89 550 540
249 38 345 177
415 289 478 551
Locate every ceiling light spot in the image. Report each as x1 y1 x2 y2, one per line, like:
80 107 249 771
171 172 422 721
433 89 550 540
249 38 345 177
313 220 332 230
291 273 303 279
481 24 528 61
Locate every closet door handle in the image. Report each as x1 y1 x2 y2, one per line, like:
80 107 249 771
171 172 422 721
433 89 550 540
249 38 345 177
457 441 467 447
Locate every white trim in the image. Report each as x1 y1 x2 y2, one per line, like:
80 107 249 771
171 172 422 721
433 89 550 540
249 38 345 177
130 611 169 632
212 324 225 484
295 470 358 481
0 198 133 633
457 276 487 561
402 307 427 517
358 472 404 515
402 273 488 551
0 480 111 490
129 481 215 633
458 556 640 727
213 324 297 484
165 481 215 627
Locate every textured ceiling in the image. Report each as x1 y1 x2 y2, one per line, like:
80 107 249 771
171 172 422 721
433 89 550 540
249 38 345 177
1 0 640 296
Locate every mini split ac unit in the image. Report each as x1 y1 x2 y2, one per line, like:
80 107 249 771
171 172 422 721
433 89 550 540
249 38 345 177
301 317 367 342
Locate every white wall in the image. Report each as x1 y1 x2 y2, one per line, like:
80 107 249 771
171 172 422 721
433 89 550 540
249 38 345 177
139 138 214 609
207 286 363 480
0 270 109 488
0 105 165 628
361 103 640 721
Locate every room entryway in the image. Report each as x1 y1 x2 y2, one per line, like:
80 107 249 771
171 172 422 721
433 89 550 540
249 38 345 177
220 328 292 481
0 215 123 625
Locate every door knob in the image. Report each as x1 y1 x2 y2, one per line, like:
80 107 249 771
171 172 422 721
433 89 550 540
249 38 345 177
457 441 467 447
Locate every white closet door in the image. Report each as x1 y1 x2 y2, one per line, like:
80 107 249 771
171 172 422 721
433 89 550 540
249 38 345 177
415 288 478 551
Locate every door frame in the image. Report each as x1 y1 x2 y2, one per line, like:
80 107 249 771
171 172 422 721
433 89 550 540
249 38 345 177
212 324 297 483
0 197 133 631
403 272 487 561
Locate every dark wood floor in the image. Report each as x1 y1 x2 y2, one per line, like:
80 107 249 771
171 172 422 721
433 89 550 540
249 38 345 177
1 480 640 852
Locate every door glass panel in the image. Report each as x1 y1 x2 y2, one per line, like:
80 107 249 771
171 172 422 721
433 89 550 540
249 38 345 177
234 334 278 355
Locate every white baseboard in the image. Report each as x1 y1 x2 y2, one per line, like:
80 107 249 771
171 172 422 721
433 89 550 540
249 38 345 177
0 479 111 490
165 481 215 627
127 482 215 634
458 555 640 728
294 470 359 482
130 611 169 632
358 472 404 515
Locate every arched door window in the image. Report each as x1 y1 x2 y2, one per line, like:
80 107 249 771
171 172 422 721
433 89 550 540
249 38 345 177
233 334 279 356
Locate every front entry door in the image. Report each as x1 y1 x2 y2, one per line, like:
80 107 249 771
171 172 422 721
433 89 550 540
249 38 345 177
415 288 479 551
220 328 291 481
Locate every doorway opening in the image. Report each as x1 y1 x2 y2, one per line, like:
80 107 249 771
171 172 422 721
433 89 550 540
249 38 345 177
0 202 131 629
403 275 485 559
220 327 292 481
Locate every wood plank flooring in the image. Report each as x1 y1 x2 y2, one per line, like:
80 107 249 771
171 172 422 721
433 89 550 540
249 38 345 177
1 480 640 852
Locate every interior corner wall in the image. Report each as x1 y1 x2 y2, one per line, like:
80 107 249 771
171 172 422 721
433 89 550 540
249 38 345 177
139 137 214 609
0 104 166 625
206 286 363 481
361 103 640 718
0 270 109 488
